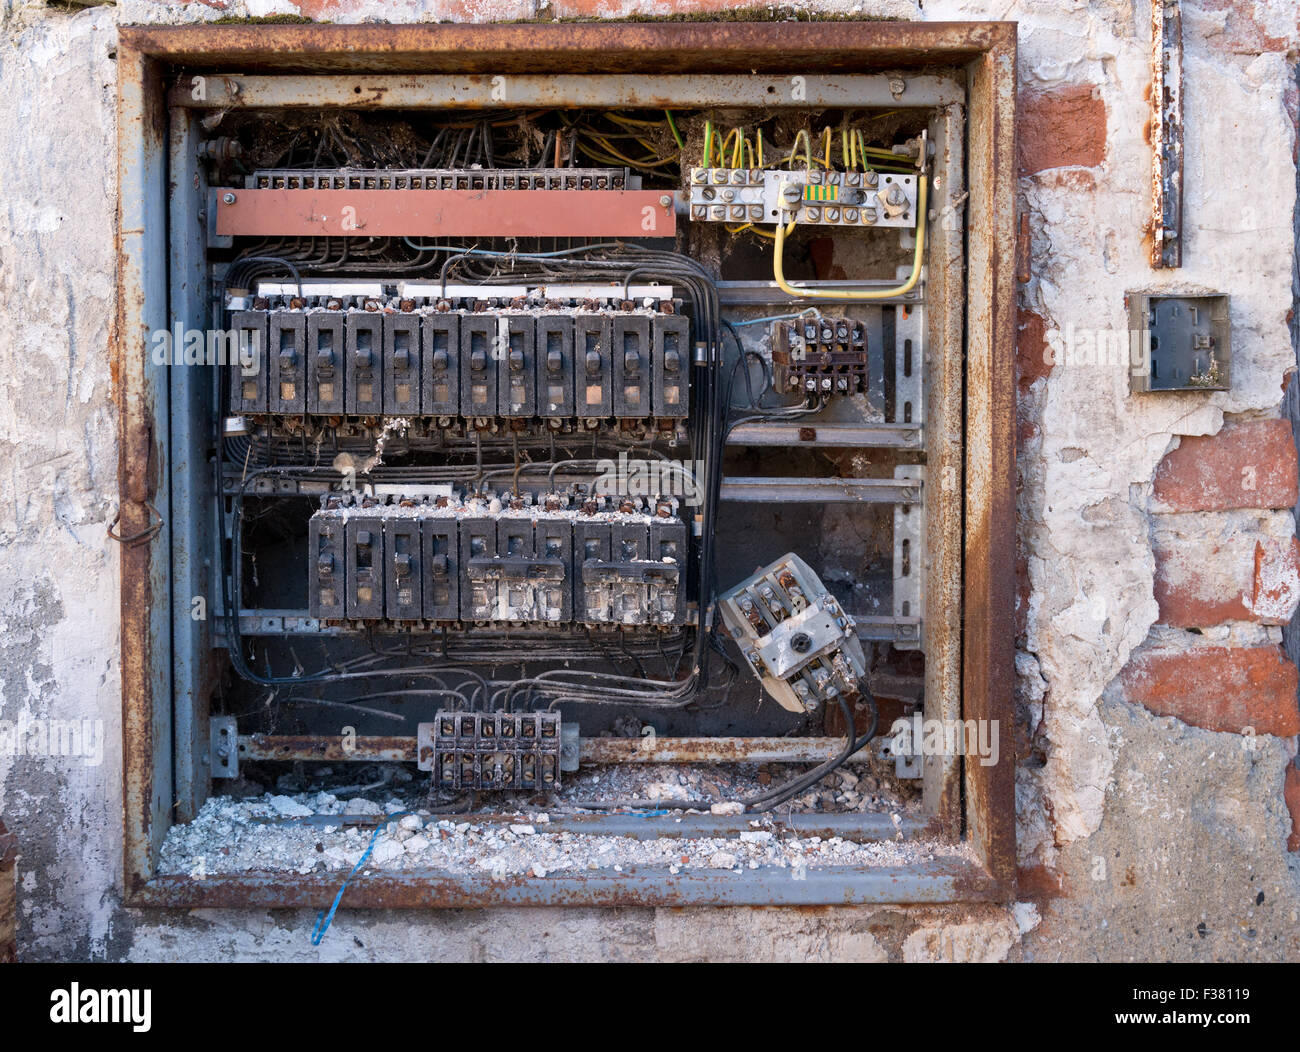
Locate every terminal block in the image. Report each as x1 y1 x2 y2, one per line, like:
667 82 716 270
772 315 870 395
247 167 638 192
417 711 562 791
687 167 918 229
718 552 868 713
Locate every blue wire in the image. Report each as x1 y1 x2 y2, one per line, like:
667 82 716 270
311 811 413 946
724 310 817 328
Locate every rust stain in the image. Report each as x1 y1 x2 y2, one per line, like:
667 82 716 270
120 22 1012 76
241 734 415 763
0 820 17 870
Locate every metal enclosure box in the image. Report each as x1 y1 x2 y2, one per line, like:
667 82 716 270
116 21 1018 911
1128 292 1231 393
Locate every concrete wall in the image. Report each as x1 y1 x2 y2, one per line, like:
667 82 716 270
0 0 1296 961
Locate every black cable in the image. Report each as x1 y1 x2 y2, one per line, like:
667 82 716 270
741 685 880 813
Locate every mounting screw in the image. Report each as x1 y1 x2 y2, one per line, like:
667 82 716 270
889 78 906 98
659 194 673 208
222 192 236 204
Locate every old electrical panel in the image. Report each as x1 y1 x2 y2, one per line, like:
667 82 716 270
171 68 959 837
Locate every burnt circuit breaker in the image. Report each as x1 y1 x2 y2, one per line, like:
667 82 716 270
718 553 868 713
308 493 688 627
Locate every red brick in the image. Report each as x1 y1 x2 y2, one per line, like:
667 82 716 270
1153 539 1252 628
1018 85 1106 176
1016 307 1051 394
1153 533 1300 628
1250 537 1300 624
0 820 14 964
1121 646 1300 737
1152 420 1299 513
1286 764 1300 853
1197 0 1297 55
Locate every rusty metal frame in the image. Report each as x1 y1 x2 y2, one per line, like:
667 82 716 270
116 20 1017 908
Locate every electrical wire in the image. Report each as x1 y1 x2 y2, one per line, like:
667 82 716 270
772 173 928 301
741 687 879 812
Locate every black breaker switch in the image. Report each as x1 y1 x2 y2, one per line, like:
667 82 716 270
232 301 689 425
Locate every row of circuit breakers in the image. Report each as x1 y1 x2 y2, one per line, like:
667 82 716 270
228 298 690 423
308 493 689 627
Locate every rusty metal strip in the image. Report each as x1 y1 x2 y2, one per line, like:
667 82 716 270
170 73 963 111
120 22 1007 75
117 44 174 896
720 476 921 504
727 421 923 449
581 736 870 764
235 734 870 766
239 734 414 764
1150 1 1184 268
215 187 676 239
924 104 968 833
962 39 1019 895
131 857 1002 909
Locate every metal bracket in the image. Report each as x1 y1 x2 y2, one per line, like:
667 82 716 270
560 722 581 773
893 304 925 425
1151 0 1184 268
210 716 239 779
884 712 924 779
206 188 233 250
893 465 925 651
